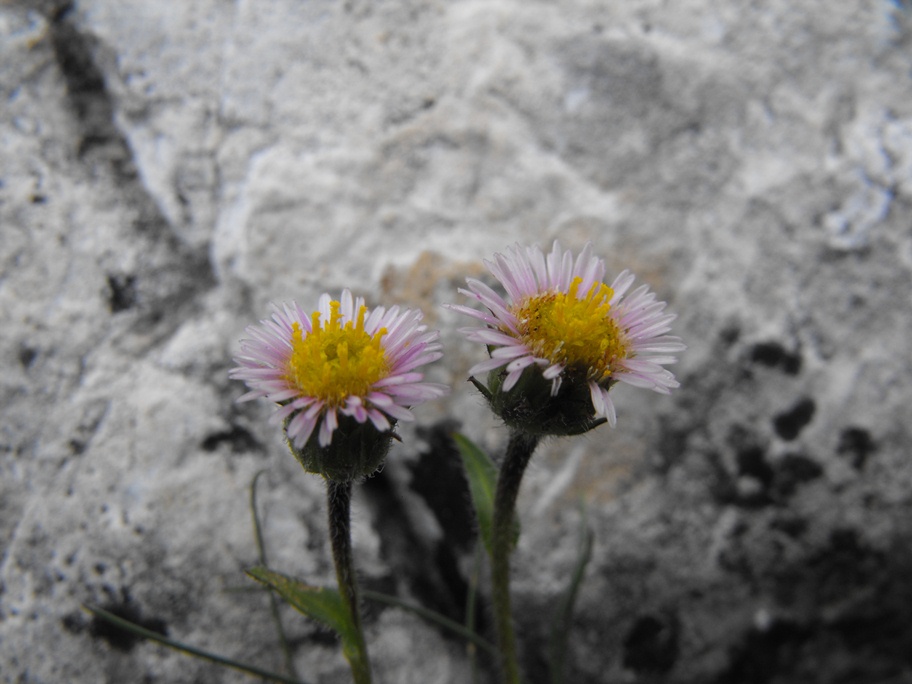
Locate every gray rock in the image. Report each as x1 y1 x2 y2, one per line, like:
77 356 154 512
2 1 911 682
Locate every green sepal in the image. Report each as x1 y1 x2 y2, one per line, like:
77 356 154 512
453 432 519 555
246 567 362 666
482 367 608 437
285 414 394 482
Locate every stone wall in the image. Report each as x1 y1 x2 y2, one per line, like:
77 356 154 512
2 1 911 682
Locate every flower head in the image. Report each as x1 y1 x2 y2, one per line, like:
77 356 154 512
449 241 684 432
231 290 448 478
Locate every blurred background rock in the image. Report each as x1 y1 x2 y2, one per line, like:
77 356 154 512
2 1 911 682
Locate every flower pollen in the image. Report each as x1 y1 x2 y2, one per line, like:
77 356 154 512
286 301 389 408
515 277 627 382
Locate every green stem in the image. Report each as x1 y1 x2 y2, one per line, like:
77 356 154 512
327 479 372 684
491 429 540 684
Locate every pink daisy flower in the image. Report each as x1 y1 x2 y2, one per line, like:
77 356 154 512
449 241 685 427
230 290 448 449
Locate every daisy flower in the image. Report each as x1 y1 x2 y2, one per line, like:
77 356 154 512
230 290 448 452
449 241 685 428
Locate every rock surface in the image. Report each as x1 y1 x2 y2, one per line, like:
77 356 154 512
2 1 911 682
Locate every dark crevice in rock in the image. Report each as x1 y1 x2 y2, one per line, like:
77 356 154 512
706 448 739 506
748 341 802 375
18 345 38 369
773 397 816 441
622 612 680 674
836 427 876 470
61 610 87 635
517 622 551 684
709 425 774 508
360 424 475 632
68 399 110 455
49 3 137 179
737 445 775 489
408 421 476 553
736 446 775 507
88 598 168 653
654 422 692 475
770 514 809 539
719 322 742 347
305 628 340 646
815 533 912 668
710 426 825 508
357 471 467 622
773 452 823 498
47 5 216 336
753 529 912 683
200 425 261 454
106 273 137 313
716 618 811 684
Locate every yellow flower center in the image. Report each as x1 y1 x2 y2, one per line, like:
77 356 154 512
514 276 628 381
285 301 389 406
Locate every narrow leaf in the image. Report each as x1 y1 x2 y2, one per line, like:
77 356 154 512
452 432 500 554
83 604 307 684
248 568 370 680
246 567 356 645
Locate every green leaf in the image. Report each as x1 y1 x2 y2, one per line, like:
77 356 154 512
246 568 369 677
453 432 518 554
246 567 360 657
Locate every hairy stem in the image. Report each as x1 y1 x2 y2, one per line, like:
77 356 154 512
327 479 372 684
490 429 540 684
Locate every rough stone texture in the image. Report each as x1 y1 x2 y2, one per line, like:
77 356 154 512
2 1 911 683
